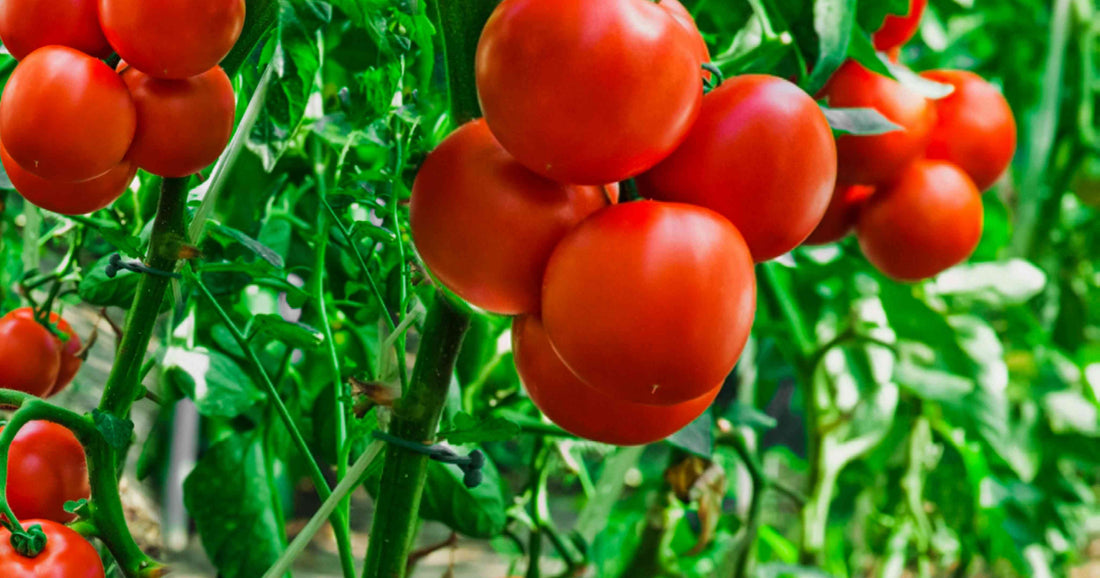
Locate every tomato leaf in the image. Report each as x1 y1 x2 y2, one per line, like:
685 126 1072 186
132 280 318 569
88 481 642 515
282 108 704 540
164 346 264 418
667 411 715 458
820 105 903 135
418 450 509 539
249 313 325 350
91 409 134 450
78 255 142 308
804 0 855 96
207 223 285 269
438 411 520 445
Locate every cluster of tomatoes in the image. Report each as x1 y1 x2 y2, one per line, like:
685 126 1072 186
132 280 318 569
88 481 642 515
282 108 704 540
411 0 1017 446
0 0 244 216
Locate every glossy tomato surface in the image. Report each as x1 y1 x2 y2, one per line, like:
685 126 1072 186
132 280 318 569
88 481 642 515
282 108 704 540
513 316 720 446
0 46 135 183
821 60 936 187
410 120 610 315
476 0 705 185
637 75 837 262
922 70 1017 191
3 421 89 523
1 142 134 216
122 66 236 177
857 160 983 281
0 519 104 578
99 0 245 79
0 0 111 60
542 201 756 406
803 184 875 246
873 0 928 51
0 315 61 397
6 309 82 396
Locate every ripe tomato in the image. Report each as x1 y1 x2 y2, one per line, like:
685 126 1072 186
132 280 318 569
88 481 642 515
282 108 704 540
1 142 134 216
803 184 875 246
3 421 89 523
542 201 756 406
663 0 711 73
476 0 705 185
0 0 111 60
0 519 104 577
637 75 837 262
921 70 1017 191
873 0 928 52
857 160 983 281
410 120 611 315
6 309 82 396
121 66 236 178
0 46 135 183
513 316 720 446
99 0 245 79
0 315 61 397
820 60 936 187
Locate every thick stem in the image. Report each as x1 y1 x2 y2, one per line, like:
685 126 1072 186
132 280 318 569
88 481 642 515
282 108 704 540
362 297 470 578
98 178 189 418
434 0 500 125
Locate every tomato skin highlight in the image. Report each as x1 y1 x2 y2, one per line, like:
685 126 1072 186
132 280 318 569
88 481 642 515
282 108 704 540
2 421 90 524
1 142 134 216
99 0 245 79
513 316 720 446
857 160 983 282
637 75 837 262
476 0 704 185
0 519 104 578
0 0 111 60
0 315 61 397
6 308 82 396
821 60 936 187
542 201 756 406
410 120 610 315
921 70 1017 191
121 66 236 178
803 184 875 246
873 0 928 52
0 46 136 183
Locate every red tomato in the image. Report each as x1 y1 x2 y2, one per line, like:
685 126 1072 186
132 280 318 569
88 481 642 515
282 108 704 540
0 315 61 397
1 142 134 216
542 201 756 406
820 60 936 186
857 160 983 281
803 184 875 246
0 519 104 577
2 421 89 523
0 46 135 183
0 0 111 60
476 0 705 185
662 0 711 74
410 120 610 315
99 0 245 79
637 75 837 262
921 70 1017 191
121 66 236 178
873 0 928 52
514 316 720 446
6 309 82 396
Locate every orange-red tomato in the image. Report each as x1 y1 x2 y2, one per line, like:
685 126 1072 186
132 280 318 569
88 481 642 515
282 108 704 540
99 0 245 79
820 60 936 187
921 70 1017 191
0 0 111 60
803 184 875 246
0 519 104 577
857 160 983 281
410 120 610 315
6 309 82 396
873 0 928 52
2 421 89 523
1 142 134 216
0 315 61 397
542 201 756 406
476 0 705 185
663 0 711 74
513 316 720 446
637 75 837 262
121 66 236 178
0 46 136 183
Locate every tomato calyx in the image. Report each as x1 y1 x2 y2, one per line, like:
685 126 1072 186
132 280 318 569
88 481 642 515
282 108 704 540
702 62 724 93
6 523 47 559
618 178 645 202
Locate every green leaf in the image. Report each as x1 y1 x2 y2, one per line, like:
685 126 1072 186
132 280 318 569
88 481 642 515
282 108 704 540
250 313 324 350
820 105 903 135
419 449 508 539
91 410 134 450
438 412 520 445
68 216 145 258
804 0 855 95
758 562 836 578
184 434 284 578
666 411 714 457
78 254 142 308
723 402 778 430
926 259 1047 307
886 60 956 99
164 346 264 418
208 224 285 268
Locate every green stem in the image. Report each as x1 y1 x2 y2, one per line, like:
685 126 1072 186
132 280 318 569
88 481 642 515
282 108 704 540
434 0 500 125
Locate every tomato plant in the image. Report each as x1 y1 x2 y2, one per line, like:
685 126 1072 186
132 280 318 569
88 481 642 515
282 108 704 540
0 0 110 60
2 421 89 523
0 520 104 577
